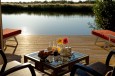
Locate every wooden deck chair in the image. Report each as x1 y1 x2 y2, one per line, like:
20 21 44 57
3 28 21 53
92 30 115 50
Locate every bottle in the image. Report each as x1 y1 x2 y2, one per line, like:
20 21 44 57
47 42 52 51
52 41 56 52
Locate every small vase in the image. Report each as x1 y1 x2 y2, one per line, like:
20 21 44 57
60 46 72 57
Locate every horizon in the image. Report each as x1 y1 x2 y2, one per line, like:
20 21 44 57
1 0 86 2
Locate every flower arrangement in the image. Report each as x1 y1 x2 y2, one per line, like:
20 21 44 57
47 37 69 55
57 37 69 45
56 38 69 53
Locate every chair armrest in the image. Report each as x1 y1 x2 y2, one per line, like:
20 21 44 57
108 34 115 42
106 50 115 66
0 49 7 73
1 63 36 76
70 63 102 76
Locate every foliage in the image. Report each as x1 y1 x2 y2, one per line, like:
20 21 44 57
93 1 115 31
1 4 93 14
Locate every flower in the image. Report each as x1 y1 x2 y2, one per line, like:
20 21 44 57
57 37 69 45
57 38 63 45
63 38 68 44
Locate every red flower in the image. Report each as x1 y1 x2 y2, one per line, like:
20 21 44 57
63 38 68 44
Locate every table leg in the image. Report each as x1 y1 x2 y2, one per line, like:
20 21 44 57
85 56 89 65
52 70 58 76
35 62 44 72
24 56 28 63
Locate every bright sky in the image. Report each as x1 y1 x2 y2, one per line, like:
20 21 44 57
1 0 85 2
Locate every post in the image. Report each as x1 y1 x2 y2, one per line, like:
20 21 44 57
0 0 4 50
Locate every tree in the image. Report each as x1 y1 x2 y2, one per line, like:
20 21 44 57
93 0 115 31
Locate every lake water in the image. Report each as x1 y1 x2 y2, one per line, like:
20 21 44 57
2 13 95 35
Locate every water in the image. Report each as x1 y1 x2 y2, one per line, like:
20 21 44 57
2 13 95 35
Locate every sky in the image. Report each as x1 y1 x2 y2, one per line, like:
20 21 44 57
1 0 85 2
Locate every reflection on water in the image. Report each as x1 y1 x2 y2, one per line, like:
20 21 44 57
3 11 94 17
2 13 94 35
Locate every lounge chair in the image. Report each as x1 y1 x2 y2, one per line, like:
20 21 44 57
70 50 115 76
3 28 21 53
92 30 115 49
0 49 41 76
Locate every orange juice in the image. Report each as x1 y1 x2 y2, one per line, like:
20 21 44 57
57 46 61 53
52 46 57 52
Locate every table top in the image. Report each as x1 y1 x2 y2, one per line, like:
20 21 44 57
25 51 88 68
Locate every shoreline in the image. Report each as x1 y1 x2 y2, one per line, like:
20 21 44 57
1 2 94 7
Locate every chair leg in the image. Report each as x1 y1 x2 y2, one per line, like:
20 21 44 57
4 36 18 54
104 41 109 48
103 41 114 51
94 37 99 45
12 36 18 54
3 40 7 51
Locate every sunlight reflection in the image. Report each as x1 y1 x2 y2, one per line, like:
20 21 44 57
21 26 30 35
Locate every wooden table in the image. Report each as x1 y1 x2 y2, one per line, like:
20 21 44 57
24 51 89 76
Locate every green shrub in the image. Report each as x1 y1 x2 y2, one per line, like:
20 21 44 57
93 1 115 31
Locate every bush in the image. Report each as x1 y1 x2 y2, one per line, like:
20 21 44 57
93 1 115 31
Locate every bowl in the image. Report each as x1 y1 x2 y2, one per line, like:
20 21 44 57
38 50 52 61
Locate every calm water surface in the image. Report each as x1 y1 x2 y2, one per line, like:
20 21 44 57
2 13 94 35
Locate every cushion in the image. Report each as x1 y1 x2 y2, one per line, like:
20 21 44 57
0 61 22 72
0 61 41 76
89 62 113 76
3 28 21 39
75 69 92 76
92 30 115 43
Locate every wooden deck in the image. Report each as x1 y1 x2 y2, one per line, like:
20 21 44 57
4 35 115 64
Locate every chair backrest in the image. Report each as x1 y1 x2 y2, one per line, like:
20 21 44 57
106 50 115 66
0 49 7 73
